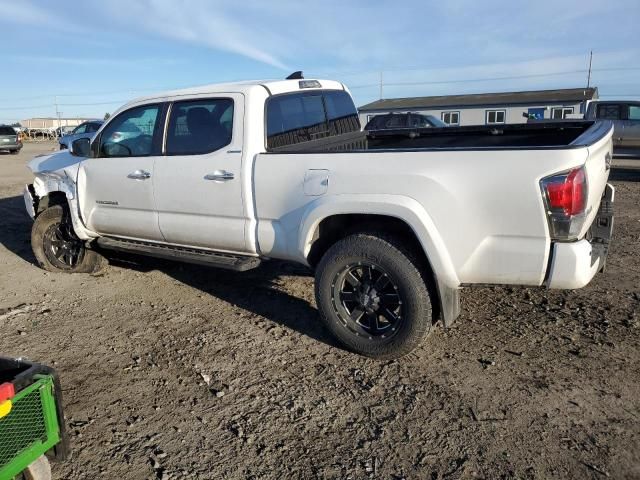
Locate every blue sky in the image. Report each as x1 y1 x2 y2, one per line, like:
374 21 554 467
0 0 639 124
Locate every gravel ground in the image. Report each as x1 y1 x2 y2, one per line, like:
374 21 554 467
1 142 639 480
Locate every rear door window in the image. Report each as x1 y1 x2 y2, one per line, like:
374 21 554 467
384 115 407 128
166 98 233 155
596 104 621 120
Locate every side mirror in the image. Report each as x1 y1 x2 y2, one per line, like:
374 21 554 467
70 138 91 157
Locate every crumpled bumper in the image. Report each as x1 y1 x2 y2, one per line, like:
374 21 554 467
23 184 36 219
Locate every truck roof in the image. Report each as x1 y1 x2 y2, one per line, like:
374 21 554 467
124 78 346 108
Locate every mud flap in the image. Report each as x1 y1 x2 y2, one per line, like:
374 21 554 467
437 279 461 328
589 183 614 273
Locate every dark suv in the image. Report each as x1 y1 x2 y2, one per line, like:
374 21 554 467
0 125 22 154
364 112 446 133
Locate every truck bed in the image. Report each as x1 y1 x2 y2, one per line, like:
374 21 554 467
269 121 605 153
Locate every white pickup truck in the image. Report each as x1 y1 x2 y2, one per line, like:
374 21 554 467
24 75 615 359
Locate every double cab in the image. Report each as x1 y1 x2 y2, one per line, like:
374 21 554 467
24 76 615 358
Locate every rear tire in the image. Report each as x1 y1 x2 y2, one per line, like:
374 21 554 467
315 233 434 359
31 205 107 274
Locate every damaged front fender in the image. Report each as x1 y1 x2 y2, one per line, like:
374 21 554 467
25 150 95 240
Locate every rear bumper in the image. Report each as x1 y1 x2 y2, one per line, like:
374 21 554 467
546 183 614 289
0 143 21 151
546 240 602 289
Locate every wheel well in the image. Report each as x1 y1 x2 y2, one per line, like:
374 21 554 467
35 191 68 215
307 214 441 319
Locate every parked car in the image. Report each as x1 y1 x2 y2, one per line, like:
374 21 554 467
365 112 447 135
24 76 614 359
0 125 23 154
58 120 103 150
584 100 640 159
55 126 76 138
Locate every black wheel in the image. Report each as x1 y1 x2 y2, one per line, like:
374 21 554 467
10 149 19 155
31 205 107 273
315 233 434 359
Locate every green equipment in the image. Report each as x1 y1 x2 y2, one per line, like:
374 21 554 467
0 358 67 480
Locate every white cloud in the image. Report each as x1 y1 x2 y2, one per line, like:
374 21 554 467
98 0 291 70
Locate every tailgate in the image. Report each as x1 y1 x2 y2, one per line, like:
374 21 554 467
0 134 18 144
577 122 614 239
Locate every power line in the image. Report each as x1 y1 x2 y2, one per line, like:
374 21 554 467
0 99 128 111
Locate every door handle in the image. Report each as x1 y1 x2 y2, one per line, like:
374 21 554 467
127 170 151 180
204 171 234 182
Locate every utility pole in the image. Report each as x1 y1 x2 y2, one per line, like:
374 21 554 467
54 96 61 138
586 50 593 89
379 71 383 100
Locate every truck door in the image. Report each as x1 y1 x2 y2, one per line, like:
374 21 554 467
621 104 640 149
153 94 248 253
77 103 165 241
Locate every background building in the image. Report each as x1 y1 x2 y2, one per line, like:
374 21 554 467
359 87 599 127
20 117 94 130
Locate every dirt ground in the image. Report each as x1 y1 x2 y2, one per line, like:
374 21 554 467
1 141 639 480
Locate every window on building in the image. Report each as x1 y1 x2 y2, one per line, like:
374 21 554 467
596 104 621 120
441 111 460 126
551 107 574 119
486 110 506 125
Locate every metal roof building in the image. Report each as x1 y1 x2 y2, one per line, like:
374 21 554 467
358 87 599 127
20 117 94 131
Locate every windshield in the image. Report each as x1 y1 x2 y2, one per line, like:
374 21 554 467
0 126 15 135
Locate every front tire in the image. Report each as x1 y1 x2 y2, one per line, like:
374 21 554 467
31 205 106 273
315 233 434 359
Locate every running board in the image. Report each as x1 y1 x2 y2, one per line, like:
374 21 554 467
95 237 261 272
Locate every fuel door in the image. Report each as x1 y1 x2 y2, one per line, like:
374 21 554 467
304 169 329 196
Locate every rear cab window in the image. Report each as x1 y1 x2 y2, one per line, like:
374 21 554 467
266 90 360 150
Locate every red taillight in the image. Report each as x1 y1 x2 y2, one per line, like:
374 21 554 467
543 167 587 216
0 382 14 402
541 166 589 240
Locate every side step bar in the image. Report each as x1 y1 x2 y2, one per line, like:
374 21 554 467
95 237 261 272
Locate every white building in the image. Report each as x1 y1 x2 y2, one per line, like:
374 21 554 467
20 117 95 130
359 87 598 127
